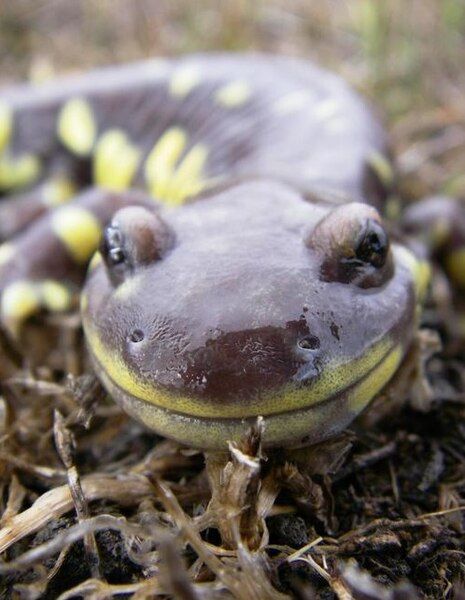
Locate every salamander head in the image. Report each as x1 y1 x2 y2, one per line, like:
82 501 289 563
82 181 425 450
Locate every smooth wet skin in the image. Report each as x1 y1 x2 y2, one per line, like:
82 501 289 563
82 180 421 449
2 53 461 451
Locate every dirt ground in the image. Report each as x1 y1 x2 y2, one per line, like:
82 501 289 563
0 2 464 598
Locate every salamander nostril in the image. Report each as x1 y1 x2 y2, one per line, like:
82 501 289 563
129 329 145 343
298 335 320 350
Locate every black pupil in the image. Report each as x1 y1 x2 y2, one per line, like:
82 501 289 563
104 226 125 265
356 221 388 268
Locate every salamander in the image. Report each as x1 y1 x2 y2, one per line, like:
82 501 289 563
0 54 463 450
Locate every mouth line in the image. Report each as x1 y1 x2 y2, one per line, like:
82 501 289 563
86 320 399 420
93 342 403 450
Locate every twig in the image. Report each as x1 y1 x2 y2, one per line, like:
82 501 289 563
54 410 101 579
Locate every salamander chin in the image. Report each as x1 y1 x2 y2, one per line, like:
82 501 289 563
87 331 404 450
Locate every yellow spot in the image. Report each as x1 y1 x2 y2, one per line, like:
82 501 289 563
385 197 402 221
446 247 465 289
169 66 201 98
0 102 13 152
1 280 40 338
167 143 208 205
51 206 102 264
145 127 187 199
42 177 76 207
94 129 141 191
415 261 432 302
29 56 56 84
80 292 89 314
215 80 251 108
314 99 340 120
84 317 395 419
57 98 96 156
41 280 73 312
88 251 102 272
0 243 14 266
459 312 465 338
326 116 350 134
368 151 394 187
273 91 310 115
430 218 450 249
348 345 403 412
0 153 41 191
394 246 431 302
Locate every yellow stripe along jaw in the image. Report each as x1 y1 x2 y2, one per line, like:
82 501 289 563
84 314 398 420
92 340 404 450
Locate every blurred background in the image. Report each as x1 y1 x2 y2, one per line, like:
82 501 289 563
1 0 465 199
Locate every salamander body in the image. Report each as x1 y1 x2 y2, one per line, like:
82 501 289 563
0 54 462 449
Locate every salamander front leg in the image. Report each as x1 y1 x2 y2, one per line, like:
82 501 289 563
0 187 155 339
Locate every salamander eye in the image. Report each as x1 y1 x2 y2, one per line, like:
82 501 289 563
355 220 389 268
100 206 174 286
306 202 393 288
102 225 126 266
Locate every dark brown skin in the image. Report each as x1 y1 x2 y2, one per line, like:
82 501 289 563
0 54 461 449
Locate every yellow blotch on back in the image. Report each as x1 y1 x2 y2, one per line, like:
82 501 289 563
42 177 76 207
41 280 73 312
0 153 41 191
0 243 14 266
167 143 208 204
0 102 13 152
1 280 40 338
367 150 394 187
1 279 73 338
395 246 431 304
445 247 465 289
94 129 141 191
273 91 310 115
51 206 102 264
57 98 96 156
215 80 251 108
169 65 201 98
144 127 209 205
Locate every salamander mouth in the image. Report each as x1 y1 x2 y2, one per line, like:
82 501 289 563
86 327 405 449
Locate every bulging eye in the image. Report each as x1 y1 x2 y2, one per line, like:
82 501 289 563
306 202 393 288
102 225 126 266
354 219 389 268
100 206 174 286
